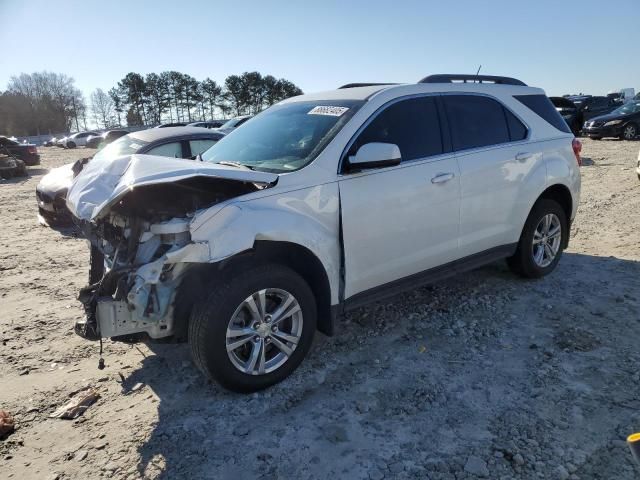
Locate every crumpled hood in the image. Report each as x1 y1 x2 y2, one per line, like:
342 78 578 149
590 112 630 123
66 153 278 221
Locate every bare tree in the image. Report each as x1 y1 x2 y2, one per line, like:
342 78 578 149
90 88 114 129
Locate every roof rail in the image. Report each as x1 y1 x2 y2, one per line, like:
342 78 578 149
338 83 398 89
419 74 527 86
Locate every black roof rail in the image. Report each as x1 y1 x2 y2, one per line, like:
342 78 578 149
338 83 398 89
419 74 527 86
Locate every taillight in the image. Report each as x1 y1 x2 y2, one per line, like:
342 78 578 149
27 146 37 154
572 138 582 166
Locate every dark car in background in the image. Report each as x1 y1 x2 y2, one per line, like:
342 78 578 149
36 127 225 226
0 152 27 179
0 136 40 165
156 122 188 128
583 101 640 140
86 129 129 149
550 97 580 134
188 120 225 129
568 95 619 127
214 115 252 134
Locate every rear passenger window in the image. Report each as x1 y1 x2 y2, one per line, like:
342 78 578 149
504 108 527 141
354 96 443 161
514 94 572 134
443 95 511 150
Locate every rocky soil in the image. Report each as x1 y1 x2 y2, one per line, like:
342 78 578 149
1 139 639 479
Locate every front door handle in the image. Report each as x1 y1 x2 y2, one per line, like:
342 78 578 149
516 152 532 162
431 172 455 184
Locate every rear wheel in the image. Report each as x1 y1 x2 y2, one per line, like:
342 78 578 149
507 199 567 278
189 264 316 392
67 141 76 149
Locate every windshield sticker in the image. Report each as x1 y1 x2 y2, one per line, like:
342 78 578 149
308 106 349 117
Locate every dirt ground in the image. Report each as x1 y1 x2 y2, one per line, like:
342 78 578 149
1 139 639 480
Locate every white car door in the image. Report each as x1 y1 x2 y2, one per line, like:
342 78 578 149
339 96 461 300
442 94 545 257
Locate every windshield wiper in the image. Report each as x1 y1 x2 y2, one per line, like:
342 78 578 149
216 160 255 170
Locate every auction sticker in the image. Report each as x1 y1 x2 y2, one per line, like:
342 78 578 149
308 106 349 116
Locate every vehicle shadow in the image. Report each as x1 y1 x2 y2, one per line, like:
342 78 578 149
126 252 640 479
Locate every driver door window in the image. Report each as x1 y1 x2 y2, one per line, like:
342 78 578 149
349 96 443 164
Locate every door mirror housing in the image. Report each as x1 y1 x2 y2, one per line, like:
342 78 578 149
348 142 401 170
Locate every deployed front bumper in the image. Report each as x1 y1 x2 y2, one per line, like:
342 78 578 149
583 123 624 138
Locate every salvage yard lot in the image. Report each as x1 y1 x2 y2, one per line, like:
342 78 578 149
1 140 640 479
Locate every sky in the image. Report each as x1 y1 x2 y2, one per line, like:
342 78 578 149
1 0 639 100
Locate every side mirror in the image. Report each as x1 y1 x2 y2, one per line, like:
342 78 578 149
348 142 401 170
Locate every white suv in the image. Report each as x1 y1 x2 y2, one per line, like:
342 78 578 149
67 74 581 392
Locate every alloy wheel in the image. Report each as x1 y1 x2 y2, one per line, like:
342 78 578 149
226 288 303 375
623 125 637 140
531 213 561 268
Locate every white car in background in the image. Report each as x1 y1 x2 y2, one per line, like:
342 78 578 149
60 131 100 148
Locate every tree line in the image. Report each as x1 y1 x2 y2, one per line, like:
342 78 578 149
0 72 87 136
1 71 303 136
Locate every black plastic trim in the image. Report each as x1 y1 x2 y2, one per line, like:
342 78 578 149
420 74 527 86
339 83 399 89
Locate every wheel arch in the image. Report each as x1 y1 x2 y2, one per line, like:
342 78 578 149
173 240 335 342
533 183 573 249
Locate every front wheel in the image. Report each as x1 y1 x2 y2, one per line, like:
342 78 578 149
188 264 317 392
507 199 567 278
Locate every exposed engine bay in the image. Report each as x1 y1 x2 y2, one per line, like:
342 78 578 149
75 177 268 342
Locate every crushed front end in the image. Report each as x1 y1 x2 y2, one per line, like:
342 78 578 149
65 154 278 343
75 212 210 341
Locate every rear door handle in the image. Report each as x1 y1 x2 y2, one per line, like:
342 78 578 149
431 172 455 184
516 152 532 162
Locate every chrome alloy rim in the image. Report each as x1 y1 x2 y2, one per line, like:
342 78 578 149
532 213 561 268
226 288 303 375
624 125 636 140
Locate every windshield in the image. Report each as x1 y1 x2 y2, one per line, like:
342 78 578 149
202 100 363 173
92 134 149 162
612 102 640 115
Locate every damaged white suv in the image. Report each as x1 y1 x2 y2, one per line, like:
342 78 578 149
67 75 581 392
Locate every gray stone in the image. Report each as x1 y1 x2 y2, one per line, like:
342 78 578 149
464 456 489 477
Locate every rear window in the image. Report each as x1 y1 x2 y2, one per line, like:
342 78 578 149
443 95 511 151
514 94 571 134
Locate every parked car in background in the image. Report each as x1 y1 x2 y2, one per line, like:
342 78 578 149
214 115 253 134
0 152 27 179
568 96 619 127
86 130 128 149
60 131 100 148
188 121 225 129
156 122 188 128
65 74 581 392
44 136 64 147
607 88 635 104
550 97 580 134
583 101 640 140
0 136 40 165
36 126 225 226
636 147 640 181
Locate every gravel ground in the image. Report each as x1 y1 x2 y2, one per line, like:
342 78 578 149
1 139 639 479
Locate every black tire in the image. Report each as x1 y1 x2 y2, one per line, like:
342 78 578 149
507 199 568 278
67 141 76 149
189 264 317 392
591 136 602 141
88 244 105 284
621 123 637 141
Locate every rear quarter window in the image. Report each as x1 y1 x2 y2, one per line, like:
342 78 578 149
514 94 572 134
